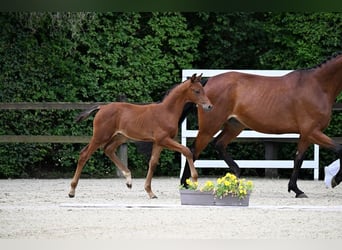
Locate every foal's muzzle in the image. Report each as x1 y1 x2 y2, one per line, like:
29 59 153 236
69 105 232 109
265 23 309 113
201 103 213 112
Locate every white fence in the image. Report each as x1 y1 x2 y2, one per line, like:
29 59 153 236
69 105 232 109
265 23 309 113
180 69 319 180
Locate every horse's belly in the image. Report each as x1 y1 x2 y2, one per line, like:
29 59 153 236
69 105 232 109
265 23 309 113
234 113 298 134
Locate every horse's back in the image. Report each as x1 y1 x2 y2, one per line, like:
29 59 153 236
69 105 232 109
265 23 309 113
202 70 328 134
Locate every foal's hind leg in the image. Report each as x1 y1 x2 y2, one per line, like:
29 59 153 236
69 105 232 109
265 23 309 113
69 140 100 197
103 135 132 189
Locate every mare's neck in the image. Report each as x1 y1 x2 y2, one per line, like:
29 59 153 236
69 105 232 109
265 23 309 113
315 55 342 100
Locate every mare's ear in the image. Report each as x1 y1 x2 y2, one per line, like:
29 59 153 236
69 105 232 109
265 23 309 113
190 73 197 83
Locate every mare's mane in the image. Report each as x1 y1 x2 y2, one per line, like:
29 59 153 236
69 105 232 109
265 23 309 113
304 51 342 71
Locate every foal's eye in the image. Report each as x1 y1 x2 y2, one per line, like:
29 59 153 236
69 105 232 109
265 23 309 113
194 89 201 94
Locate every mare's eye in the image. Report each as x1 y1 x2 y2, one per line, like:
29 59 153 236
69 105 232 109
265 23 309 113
194 89 200 94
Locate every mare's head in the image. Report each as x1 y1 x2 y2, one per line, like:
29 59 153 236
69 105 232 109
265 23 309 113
186 73 213 112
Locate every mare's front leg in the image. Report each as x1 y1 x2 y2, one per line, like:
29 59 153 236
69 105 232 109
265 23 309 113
181 110 227 186
213 120 245 177
144 144 162 199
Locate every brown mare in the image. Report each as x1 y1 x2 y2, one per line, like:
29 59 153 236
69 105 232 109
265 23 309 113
181 53 342 198
69 73 212 199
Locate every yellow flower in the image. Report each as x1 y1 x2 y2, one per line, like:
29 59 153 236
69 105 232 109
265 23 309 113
205 180 214 187
225 173 232 178
180 172 253 199
201 180 214 192
185 178 198 190
224 180 230 187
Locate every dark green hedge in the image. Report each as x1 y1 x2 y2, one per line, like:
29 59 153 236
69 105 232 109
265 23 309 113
1 12 341 179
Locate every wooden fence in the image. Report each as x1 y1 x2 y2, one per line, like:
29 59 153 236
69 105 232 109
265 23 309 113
0 102 106 143
0 101 128 174
1 97 342 179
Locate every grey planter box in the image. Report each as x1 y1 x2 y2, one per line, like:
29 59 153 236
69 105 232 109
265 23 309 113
179 190 250 206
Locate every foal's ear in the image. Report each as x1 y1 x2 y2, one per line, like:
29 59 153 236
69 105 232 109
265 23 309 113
190 73 203 83
190 73 197 83
196 73 203 82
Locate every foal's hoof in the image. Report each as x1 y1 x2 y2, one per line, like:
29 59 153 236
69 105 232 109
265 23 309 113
150 195 158 199
68 193 75 198
295 193 308 198
126 183 132 189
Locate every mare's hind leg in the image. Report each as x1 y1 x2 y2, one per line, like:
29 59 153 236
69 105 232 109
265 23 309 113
69 140 101 197
103 135 132 189
332 158 342 188
288 130 340 198
144 144 163 199
307 130 342 188
213 119 245 177
288 138 310 198
326 143 342 188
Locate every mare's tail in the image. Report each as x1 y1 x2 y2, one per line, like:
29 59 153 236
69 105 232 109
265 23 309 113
75 105 100 123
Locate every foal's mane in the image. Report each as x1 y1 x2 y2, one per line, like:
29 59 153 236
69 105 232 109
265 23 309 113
162 77 191 99
161 77 208 101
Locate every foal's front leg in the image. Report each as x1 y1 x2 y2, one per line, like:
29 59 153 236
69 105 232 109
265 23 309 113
161 138 198 182
145 144 162 199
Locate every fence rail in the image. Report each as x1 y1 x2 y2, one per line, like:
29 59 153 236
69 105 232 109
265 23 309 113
0 135 91 143
0 102 105 144
0 102 107 110
0 101 127 175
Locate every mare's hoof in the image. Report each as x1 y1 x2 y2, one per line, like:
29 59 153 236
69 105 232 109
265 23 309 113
126 183 132 189
151 195 158 199
295 193 308 198
331 177 339 188
68 193 75 198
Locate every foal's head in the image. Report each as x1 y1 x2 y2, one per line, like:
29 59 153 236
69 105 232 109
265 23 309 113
187 73 213 111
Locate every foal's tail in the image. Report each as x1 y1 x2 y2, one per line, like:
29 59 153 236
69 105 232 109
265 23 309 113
75 105 100 123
